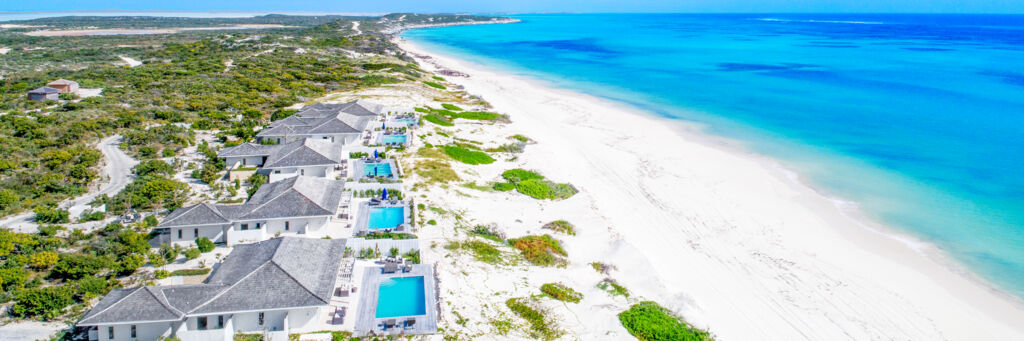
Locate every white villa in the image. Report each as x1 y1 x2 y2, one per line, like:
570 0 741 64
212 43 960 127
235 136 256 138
78 237 349 341
218 138 345 183
153 176 344 246
256 100 380 145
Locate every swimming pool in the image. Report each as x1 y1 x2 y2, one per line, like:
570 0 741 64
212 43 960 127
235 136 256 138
368 206 405 229
376 276 426 318
364 163 393 177
382 134 407 145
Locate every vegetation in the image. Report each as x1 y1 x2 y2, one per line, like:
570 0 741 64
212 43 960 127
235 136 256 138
441 103 463 111
505 297 562 340
618 301 712 341
507 235 567 267
422 113 454 127
542 220 576 236
598 278 630 298
442 145 495 165
170 268 212 277
423 81 447 89
445 240 505 265
196 237 215 253
415 159 459 184
540 282 583 303
362 231 417 240
497 168 577 200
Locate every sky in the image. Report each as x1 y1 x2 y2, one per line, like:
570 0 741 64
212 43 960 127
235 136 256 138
0 0 1022 14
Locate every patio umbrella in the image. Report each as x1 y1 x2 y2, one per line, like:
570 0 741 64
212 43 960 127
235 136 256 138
382 188 389 200
382 122 386 130
373 150 378 158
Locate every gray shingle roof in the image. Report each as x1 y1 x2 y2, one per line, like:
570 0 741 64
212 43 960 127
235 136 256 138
157 203 231 228
78 237 346 325
256 100 378 138
28 86 60 94
158 177 343 227
217 142 282 158
263 139 342 168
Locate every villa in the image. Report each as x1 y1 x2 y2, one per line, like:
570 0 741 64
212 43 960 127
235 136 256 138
256 100 380 145
77 237 349 341
26 86 60 101
46 78 79 94
218 138 345 182
153 176 344 246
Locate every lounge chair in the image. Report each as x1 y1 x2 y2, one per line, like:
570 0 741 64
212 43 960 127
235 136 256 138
383 263 398 274
384 319 397 329
404 318 416 329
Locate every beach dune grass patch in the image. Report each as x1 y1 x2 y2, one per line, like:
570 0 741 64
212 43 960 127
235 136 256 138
506 297 562 341
540 283 583 303
598 278 630 298
415 159 460 184
507 234 567 267
499 169 577 200
423 81 447 89
422 113 454 127
543 220 576 236
446 240 505 264
441 103 463 111
502 169 544 183
442 145 495 165
492 182 516 191
618 301 713 341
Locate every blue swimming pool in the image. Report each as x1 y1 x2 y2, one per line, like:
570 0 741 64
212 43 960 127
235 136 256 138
382 134 407 144
376 276 426 318
364 163 393 177
368 206 405 229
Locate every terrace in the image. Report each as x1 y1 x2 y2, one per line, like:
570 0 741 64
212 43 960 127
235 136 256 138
353 264 438 336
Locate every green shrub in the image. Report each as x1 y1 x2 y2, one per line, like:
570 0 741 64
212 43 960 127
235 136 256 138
501 169 544 183
196 237 215 253
76 276 111 299
134 159 174 177
515 179 577 200
363 231 417 240
423 81 446 89
184 248 201 260
422 114 453 127
11 286 76 320
34 206 69 224
543 220 576 236
598 279 630 298
450 111 503 121
143 215 159 227
505 297 561 340
507 235 567 266
512 134 530 142
540 283 582 303
170 268 211 277
493 182 515 191
51 254 110 280
441 103 463 111
618 301 712 341
446 240 504 264
403 249 421 264
427 219 437 225
442 145 495 165
154 270 170 279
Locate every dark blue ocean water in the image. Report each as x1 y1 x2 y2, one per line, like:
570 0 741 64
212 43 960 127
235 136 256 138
403 14 1024 298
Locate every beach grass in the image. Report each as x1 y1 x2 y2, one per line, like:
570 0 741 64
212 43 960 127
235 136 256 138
543 220 576 236
598 278 630 298
423 113 454 127
442 103 463 111
446 240 505 264
540 283 583 303
618 301 712 341
415 159 460 184
442 145 496 165
507 234 567 267
505 297 562 341
424 81 447 89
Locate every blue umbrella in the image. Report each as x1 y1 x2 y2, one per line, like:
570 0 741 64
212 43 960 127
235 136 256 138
382 188 389 200
381 122 386 130
373 150 378 158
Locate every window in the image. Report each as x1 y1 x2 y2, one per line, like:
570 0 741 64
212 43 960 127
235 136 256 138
242 158 247 166
300 169 305 175
255 223 262 230
217 315 224 329
108 326 114 339
197 316 208 330
130 325 136 338
194 228 198 238
285 221 289 231
274 170 281 174
258 312 265 326
240 224 249 231
178 229 182 239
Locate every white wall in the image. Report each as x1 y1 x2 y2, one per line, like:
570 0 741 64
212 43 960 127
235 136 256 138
225 156 265 168
227 217 329 245
169 225 227 247
95 322 171 341
267 165 336 182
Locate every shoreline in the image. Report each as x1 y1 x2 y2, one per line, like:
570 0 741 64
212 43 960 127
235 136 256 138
396 36 1024 340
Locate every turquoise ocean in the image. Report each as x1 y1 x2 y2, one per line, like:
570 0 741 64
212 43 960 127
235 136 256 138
402 14 1024 298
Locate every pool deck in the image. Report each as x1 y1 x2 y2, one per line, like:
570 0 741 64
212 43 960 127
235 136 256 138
375 132 411 147
352 201 412 236
353 264 438 336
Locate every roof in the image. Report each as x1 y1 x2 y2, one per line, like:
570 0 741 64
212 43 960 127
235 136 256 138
263 139 342 168
28 86 60 94
78 237 346 326
47 79 78 86
157 176 344 228
236 176 343 220
256 100 379 138
156 203 231 228
217 142 282 158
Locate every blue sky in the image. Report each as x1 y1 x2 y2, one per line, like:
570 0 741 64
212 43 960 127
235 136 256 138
1 0 1022 14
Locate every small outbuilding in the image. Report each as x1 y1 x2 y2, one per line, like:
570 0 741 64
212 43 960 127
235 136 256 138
27 86 60 101
46 79 79 94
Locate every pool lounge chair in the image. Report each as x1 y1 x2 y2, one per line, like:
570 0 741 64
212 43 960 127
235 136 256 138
383 263 398 274
384 319 397 329
404 318 416 329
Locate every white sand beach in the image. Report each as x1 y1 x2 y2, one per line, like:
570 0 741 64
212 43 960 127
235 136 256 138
396 38 1024 340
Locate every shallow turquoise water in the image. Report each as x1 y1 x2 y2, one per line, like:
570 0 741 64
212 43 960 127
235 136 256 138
376 276 426 318
369 206 405 229
364 163 393 177
403 14 1024 297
